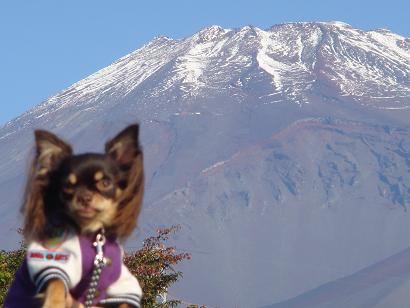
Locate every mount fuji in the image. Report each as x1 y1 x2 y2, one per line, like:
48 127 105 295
0 21 410 307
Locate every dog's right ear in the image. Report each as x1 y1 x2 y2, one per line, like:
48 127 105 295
34 130 72 175
21 131 72 242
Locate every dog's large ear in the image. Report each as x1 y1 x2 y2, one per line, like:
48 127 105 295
34 130 72 175
105 124 144 241
105 124 142 169
22 130 72 242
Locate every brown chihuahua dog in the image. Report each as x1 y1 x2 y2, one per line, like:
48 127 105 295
4 124 144 308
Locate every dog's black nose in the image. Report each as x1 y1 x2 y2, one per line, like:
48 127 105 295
77 192 93 205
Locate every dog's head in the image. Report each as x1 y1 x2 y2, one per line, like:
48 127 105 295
22 124 144 242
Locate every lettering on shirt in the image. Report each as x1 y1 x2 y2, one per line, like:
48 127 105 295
29 250 70 263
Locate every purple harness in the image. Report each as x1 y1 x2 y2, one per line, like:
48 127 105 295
4 234 123 307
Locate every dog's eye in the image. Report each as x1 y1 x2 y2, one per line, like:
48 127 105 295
102 178 112 188
62 185 75 194
96 178 113 191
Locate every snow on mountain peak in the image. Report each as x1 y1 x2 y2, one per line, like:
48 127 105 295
255 25 322 103
195 25 229 42
323 20 352 28
5 21 409 133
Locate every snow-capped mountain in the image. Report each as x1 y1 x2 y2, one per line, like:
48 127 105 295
0 22 409 307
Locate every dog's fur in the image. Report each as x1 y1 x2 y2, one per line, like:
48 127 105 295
21 124 144 308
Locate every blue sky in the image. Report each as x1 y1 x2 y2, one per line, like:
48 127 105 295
1 0 409 126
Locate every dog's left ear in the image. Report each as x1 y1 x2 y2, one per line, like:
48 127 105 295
105 124 144 241
105 124 142 168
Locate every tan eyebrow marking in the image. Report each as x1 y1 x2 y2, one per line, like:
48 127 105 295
68 173 77 185
94 171 104 181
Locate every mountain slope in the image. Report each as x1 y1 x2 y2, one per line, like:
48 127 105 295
267 247 410 308
143 119 410 307
0 22 409 307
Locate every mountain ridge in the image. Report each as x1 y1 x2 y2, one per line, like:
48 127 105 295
2 21 408 133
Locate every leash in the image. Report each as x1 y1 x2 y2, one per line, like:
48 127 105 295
84 229 107 308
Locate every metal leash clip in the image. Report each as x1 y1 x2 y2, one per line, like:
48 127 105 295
85 230 107 308
93 232 107 266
